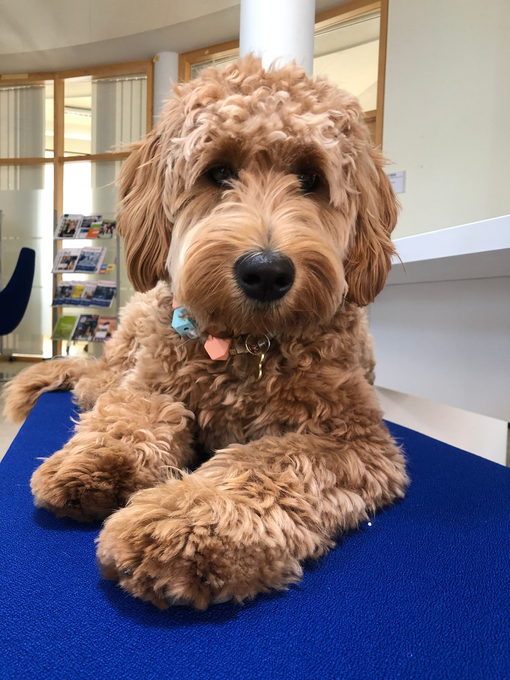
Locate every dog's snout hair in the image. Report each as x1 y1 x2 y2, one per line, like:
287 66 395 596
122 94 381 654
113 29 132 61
117 56 399 334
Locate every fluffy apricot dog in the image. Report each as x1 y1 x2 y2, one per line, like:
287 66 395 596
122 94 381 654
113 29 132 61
4 57 408 609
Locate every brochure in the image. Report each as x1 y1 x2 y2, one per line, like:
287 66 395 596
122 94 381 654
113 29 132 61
52 248 81 273
51 315 78 340
54 214 83 239
77 215 102 238
52 281 75 306
91 281 117 308
74 247 106 273
72 314 100 342
93 317 117 342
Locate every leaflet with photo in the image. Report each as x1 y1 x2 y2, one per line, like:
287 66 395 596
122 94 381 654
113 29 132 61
72 315 100 342
54 214 84 239
52 281 75 306
74 247 106 273
86 222 102 239
77 214 102 238
97 219 116 238
52 315 78 340
81 282 97 306
52 248 81 272
93 317 117 342
92 281 117 308
87 219 116 239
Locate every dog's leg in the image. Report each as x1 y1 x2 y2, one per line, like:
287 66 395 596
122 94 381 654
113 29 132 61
96 423 408 609
4 289 156 423
30 387 195 522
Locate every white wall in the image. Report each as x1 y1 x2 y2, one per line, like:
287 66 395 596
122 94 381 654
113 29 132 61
384 0 510 239
370 275 510 422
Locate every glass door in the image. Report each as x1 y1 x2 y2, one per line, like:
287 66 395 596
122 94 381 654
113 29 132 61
178 0 387 145
0 80 54 356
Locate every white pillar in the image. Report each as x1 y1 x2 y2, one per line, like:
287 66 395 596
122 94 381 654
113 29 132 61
240 0 315 75
153 52 179 123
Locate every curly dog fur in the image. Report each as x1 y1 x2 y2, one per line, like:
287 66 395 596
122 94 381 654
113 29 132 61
4 57 408 609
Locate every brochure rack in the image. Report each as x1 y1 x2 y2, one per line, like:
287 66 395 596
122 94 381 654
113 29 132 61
52 211 121 356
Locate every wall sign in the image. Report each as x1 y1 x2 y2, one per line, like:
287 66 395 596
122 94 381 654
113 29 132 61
387 171 405 194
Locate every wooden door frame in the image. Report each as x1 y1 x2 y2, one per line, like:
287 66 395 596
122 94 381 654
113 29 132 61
178 0 388 147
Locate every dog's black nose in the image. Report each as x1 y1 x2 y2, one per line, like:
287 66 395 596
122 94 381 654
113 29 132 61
234 251 295 302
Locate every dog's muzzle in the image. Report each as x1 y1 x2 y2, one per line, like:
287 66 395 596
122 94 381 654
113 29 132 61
234 251 295 303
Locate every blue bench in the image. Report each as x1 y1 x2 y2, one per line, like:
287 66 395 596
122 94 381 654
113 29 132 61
1 392 509 679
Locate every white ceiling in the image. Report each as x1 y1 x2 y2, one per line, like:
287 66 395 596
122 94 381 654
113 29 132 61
0 0 239 54
0 0 349 73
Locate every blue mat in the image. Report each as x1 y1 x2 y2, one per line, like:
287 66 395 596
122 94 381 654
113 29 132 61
1 392 509 680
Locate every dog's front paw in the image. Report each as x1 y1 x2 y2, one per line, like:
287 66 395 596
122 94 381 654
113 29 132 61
96 475 302 609
31 447 148 522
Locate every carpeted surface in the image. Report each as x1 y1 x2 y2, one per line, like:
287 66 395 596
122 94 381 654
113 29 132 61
1 392 509 680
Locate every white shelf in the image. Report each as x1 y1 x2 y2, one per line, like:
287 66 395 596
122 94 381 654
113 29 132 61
53 237 116 241
52 305 116 309
387 215 510 285
370 213 510 430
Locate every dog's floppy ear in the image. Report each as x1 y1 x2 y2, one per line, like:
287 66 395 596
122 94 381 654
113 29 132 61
117 128 172 292
344 148 399 307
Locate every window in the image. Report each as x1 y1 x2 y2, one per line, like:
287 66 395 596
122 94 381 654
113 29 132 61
0 61 154 357
178 0 388 146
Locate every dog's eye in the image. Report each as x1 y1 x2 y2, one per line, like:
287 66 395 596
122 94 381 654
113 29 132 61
208 166 236 187
297 172 319 194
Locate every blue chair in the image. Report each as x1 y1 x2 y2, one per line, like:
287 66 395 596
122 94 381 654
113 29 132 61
0 247 36 336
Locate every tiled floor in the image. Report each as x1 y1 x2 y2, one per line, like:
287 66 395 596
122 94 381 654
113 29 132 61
0 363 33 463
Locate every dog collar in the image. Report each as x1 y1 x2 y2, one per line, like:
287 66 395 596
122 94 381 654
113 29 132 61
171 300 274 379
